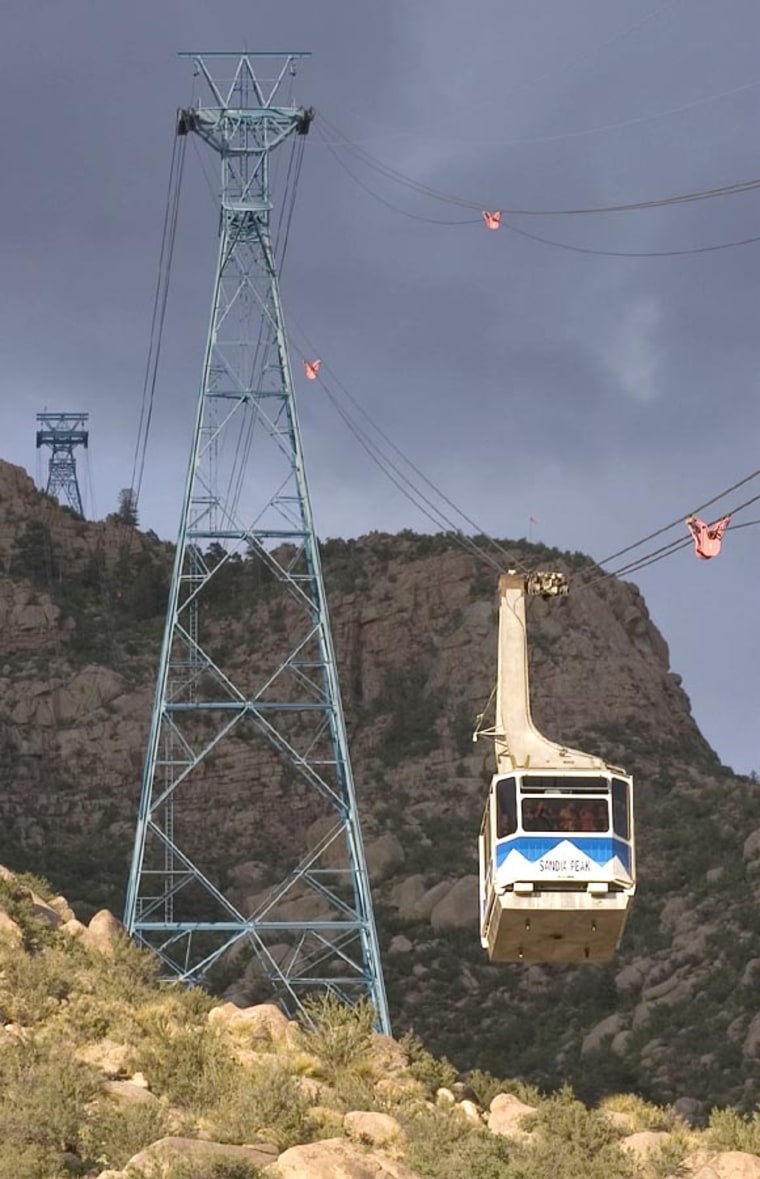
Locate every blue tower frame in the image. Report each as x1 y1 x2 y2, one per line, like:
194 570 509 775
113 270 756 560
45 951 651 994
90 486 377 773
36 412 89 516
124 52 389 1030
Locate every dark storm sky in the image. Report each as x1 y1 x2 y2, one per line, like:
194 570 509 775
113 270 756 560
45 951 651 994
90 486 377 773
3 1 760 773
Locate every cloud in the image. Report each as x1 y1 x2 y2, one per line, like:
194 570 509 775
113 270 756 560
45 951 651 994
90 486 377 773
605 294 662 403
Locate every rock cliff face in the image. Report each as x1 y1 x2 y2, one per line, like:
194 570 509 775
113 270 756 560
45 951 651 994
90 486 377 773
0 458 758 1110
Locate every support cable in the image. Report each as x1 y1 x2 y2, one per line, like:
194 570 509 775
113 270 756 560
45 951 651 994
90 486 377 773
594 467 760 567
503 220 760 258
319 111 760 219
288 324 527 573
580 487 760 589
130 121 187 512
320 73 760 151
320 119 760 256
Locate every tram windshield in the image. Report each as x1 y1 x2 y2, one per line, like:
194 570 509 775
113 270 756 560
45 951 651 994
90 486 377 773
521 797 608 833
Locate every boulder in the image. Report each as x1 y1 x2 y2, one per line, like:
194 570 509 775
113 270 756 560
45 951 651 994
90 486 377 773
128 1136 279 1173
344 1110 404 1147
659 896 690 933
487 1093 536 1140
389 934 413 954
742 828 760 863
620 1130 672 1160
49 894 76 922
61 917 88 938
410 880 452 921
266 1138 420 1178
689 1152 760 1179
0 907 22 943
741 958 760 987
581 1013 625 1056
77 1038 130 1077
430 876 478 931
305 816 346 868
364 833 405 881
436 1088 456 1106
458 1099 482 1125
742 1011 760 1058
208 1000 290 1042
615 960 648 993
369 1032 409 1076
82 909 124 955
673 1096 704 1126
642 970 692 1003
104 1080 159 1105
602 1110 636 1133
611 1030 631 1058
388 875 427 920
30 892 62 927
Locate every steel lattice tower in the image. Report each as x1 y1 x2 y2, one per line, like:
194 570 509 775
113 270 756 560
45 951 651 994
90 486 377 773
36 412 89 516
124 52 389 1030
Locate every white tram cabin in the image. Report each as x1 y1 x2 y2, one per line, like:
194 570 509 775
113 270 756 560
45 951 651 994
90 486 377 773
479 768 635 963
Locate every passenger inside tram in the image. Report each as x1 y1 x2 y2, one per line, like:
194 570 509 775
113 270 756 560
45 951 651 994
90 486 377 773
520 797 608 833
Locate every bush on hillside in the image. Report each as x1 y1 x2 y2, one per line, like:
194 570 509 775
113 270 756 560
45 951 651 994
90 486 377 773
401 1031 457 1093
402 1104 512 1179
467 1067 543 1109
598 1092 680 1132
139 1163 264 1179
132 1019 239 1111
299 993 376 1084
0 1037 98 1173
518 1088 636 1179
207 1059 312 1150
81 1098 170 1170
707 1105 760 1154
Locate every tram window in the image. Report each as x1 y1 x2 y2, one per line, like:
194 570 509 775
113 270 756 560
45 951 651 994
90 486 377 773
520 797 609 833
522 776 608 793
496 778 517 837
612 779 630 840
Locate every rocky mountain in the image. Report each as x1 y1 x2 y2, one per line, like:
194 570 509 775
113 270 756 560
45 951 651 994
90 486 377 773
1 457 759 1113
2 866 760 1179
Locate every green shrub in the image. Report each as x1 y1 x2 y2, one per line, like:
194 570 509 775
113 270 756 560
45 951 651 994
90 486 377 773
467 1067 542 1109
81 1097 170 1169
0 1038 99 1156
331 1066 381 1113
0 878 58 951
209 1060 312 1149
598 1092 679 1132
707 1105 760 1153
0 944 75 1026
401 1032 457 1094
299 994 376 1083
133 1020 239 1111
0 1144 68 1179
402 1105 512 1179
140 1162 264 1179
518 1090 635 1179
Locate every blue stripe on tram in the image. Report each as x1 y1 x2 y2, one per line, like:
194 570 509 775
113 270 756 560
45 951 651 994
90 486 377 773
496 836 631 873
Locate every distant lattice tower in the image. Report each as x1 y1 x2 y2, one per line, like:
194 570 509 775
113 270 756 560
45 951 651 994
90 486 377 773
124 53 390 1030
35 412 89 516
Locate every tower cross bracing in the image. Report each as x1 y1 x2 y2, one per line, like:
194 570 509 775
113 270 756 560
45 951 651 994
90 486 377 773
124 52 389 1030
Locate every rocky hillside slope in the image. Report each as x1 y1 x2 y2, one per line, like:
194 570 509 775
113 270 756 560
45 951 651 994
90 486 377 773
0 459 759 1111
3 867 760 1179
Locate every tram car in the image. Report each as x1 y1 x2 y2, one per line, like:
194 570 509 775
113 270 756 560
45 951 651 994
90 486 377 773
477 571 636 964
